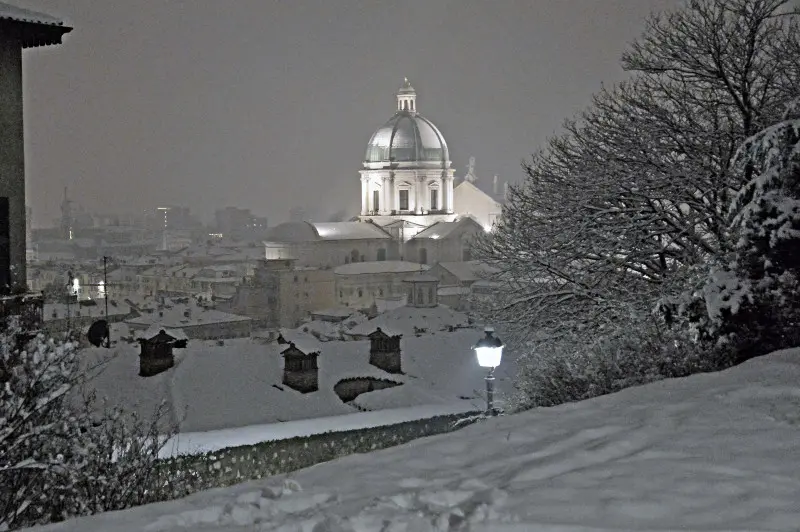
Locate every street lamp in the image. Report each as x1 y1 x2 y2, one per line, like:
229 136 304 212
473 326 504 415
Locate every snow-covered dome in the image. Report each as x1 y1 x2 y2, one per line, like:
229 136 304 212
364 79 449 167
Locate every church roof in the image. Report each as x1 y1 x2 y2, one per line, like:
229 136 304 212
0 1 72 48
311 222 391 240
264 222 320 242
412 217 482 240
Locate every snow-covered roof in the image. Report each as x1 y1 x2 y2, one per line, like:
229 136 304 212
0 2 65 26
412 217 482 240
402 272 439 283
437 286 470 296
310 307 356 318
135 326 189 342
44 299 131 321
334 261 428 276
434 260 498 282
264 222 320 243
347 305 471 337
62 347 800 531
311 222 391 240
454 178 505 205
79 326 507 436
125 304 250 328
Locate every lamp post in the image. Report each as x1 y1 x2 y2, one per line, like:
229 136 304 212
473 326 504 416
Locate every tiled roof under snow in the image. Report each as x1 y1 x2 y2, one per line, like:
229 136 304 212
0 2 64 26
0 1 71 48
334 261 428 276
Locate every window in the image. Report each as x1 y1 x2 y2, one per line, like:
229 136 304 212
377 248 386 261
339 290 343 298
379 288 384 296
429 287 435 302
358 288 363 298
351 249 359 263
430 189 438 211
419 247 428 265
399 189 409 210
372 190 380 212
462 247 472 262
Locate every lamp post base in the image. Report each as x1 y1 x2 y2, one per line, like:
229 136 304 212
485 369 496 416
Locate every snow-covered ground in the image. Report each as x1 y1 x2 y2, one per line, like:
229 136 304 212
37 348 800 531
82 322 516 433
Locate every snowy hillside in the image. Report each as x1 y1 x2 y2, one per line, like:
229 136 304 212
82 327 516 433
33 348 800 531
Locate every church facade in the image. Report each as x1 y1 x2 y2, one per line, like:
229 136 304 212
263 79 504 269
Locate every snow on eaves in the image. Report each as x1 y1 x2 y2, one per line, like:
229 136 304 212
334 261 429 276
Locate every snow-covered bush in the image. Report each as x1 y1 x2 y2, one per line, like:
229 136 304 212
0 328 177 530
508 315 731 410
668 104 800 362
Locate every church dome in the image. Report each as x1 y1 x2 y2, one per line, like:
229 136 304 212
364 79 449 166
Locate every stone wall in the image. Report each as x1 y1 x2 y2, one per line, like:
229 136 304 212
156 411 479 501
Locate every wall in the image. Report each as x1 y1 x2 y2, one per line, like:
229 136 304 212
404 223 482 265
278 268 336 327
334 269 420 309
155 411 479 502
0 31 26 292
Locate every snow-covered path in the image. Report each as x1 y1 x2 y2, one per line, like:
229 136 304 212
31 349 800 531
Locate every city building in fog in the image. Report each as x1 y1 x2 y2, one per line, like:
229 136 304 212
0 2 71 293
214 206 268 239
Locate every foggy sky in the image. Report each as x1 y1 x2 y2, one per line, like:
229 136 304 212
19 0 682 227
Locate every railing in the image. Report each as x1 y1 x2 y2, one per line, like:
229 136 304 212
0 292 44 334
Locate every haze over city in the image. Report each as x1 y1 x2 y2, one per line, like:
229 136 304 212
3 0 800 530
22 0 680 226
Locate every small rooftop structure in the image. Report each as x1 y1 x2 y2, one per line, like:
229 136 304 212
281 342 320 393
367 327 403 374
138 328 186 377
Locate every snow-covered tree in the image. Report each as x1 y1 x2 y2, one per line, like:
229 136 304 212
476 0 799 342
672 102 800 361
0 328 176 530
473 0 799 408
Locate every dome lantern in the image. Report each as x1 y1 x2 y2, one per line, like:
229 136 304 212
396 77 417 113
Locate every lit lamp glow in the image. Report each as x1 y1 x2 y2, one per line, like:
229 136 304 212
473 326 504 415
72 277 80 296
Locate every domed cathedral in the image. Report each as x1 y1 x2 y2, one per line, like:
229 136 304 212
261 79 502 271
359 78 457 237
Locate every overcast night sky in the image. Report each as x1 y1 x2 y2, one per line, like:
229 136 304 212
19 0 682 227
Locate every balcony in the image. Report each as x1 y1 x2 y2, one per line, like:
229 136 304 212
1 292 44 335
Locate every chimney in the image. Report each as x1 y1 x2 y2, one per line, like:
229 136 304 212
493 175 498 195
